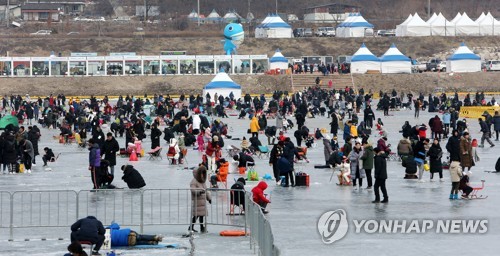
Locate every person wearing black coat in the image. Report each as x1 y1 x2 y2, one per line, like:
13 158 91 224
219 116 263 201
150 124 162 149
121 165 146 189
402 121 412 139
27 126 40 165
364 105 375 128
427 139 443 181
3 132 17 174
92 126 105 149
446 130 461 162
103 133 120 175
70 216 105 255
496 157 500 173
269 141 284 184
372 148 388 203
330 113 339 137
230 177 246 213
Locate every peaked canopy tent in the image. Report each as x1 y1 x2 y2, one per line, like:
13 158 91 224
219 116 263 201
350 43 380 74
269 49 289 70
206 9 221 23
478 12 500 36
427 13 438 24
187 10 199 19
379 44 411 74
450 13 462 24
255 14 292 38
203 71 242 100
336 13 355 37
454 12 479 36
337 13 374 38
447 43 481 73
395 14 413 36
223 10 243 22
403 13 431 36
475 12 486 23
430 13 455 36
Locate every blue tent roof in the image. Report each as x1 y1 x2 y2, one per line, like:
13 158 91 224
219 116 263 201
257 14 291 28
204 72 241 89
351 43 379 62
379 43 411 62
270 49 288 63
447 43 481 61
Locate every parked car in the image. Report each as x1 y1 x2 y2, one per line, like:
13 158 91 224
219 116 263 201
426 58 446 72
113 17 131 22
315 27 335 37
486 60 500 71
304 28 313 37
30 30 51 36
377 29 395 37
411 59 427 73
293 28 305 37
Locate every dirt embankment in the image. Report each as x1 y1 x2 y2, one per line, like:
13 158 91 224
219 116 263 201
0 72 499 96
2 36 500 60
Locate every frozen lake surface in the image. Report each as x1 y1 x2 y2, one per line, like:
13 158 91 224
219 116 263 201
0 101 499 256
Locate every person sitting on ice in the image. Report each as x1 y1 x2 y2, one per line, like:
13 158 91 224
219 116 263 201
337 156 351 185
42 147 55 166
107 221 163 247
209 158 229 188
459 174 473 199
252 181 271 214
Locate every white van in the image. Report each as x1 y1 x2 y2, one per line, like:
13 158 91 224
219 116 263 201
486 60 500 71
315 27 335 37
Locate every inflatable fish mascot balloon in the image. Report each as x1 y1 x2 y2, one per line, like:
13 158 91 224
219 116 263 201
223 23 244 55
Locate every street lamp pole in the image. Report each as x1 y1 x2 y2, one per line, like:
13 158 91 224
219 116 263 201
275 0 278 14
197 0 200 26
427 0 431 19
6 0 9 28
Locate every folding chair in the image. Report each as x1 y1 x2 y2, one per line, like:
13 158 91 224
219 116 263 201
50 153 61 162
167 153 178 165
246 161 256 173
257 145 270 159
78 241 94 255
147 147 162 160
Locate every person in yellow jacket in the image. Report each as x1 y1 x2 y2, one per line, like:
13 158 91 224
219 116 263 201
249 115 260 138
350 122 358 138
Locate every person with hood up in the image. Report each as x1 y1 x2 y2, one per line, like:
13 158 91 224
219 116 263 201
459 132 474 173
107 222 163 246
70 216 105 256
360 140 374 189
21 139 34 174
252 181 270 214
150 124 162 149
121 165 146 189
372 148 388 203
364 105 375 129
230 177 246 214
427 138 443 182
189 165 211 233
249 115 260 138
42 147 55 166
401 121 413 139
446 129 461 163
397 136 413 159
349 142 365 189
88 139 101 189
432 115 444 140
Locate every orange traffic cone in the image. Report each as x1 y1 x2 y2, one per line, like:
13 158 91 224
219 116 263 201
129 149 138 161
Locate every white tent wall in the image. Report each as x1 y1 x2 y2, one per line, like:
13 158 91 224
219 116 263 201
203 88 241 101
345 27 368 37
269 62 289 70
478 14 500 36
380 61 411 74
265 28 293 38
454 12 479 36
396 14 412 36
351 61 380 74
446 59 481 73
404 13 431 36
430 13 455 36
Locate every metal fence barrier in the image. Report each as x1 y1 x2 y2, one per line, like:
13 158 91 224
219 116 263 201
0 189 279 255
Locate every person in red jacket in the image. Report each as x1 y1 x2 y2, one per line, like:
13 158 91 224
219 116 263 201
251 181 271 214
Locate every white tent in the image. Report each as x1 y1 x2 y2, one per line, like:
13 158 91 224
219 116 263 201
187 10 199 19
475 12 486 23
203 71 242 100
269 49 289 70
350 43 380 74
450 13 462 24
255 14 292 38
427 13 438 24
336 13 353 37
454 12 479 35
206 9 221 23
379 43 411 74
478 12 500 36
223 10 242 22
404 13 431 36
337 13 374 37
430 13 455 36
395 14 413 36
447 43 481 73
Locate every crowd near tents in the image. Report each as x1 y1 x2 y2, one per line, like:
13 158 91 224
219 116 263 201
397 12 500 36
269 49 289 70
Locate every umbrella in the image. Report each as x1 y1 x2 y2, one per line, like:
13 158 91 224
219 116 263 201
0 115 19 129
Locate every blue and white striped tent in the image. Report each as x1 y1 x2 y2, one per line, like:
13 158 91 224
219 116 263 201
203 70 242 100
379 43 411 74
269 49 289 70
336 13 374 37
351 43 380 73
255 14 292 38
446 43 481 73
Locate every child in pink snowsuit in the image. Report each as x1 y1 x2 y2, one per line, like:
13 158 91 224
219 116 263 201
197 132 205 152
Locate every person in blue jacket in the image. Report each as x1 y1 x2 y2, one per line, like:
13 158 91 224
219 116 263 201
108 222 163 246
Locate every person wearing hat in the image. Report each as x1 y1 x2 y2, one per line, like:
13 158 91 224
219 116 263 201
478 118 495 148
372 148 388 203
323 134 333 165
88 139 101 189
